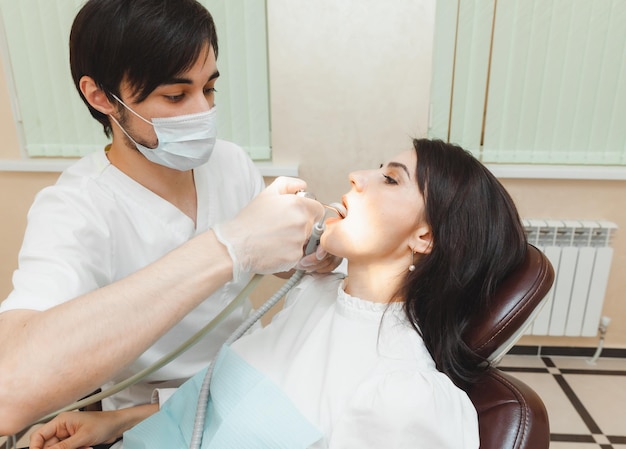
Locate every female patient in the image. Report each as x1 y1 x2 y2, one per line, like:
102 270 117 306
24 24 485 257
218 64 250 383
31 138 527 449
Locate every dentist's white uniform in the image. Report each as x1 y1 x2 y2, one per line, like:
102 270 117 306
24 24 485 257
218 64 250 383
0 140 264 411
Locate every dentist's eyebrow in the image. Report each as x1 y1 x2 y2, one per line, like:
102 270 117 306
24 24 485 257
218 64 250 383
208 70 220 81
162 70 220 86
387 161 411 179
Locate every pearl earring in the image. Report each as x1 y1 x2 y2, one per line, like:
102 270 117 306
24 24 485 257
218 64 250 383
408 250 416 272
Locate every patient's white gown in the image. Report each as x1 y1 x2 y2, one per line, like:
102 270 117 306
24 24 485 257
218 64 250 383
124 273 479 448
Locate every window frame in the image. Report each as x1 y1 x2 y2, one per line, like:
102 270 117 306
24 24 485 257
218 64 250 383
0 0 292 175
428 0 626 180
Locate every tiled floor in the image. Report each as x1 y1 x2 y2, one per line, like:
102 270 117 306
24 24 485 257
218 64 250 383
3 354 625 448
499 354 626 448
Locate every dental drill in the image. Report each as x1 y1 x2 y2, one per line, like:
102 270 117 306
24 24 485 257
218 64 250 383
297 191 346 255
296 191 325 256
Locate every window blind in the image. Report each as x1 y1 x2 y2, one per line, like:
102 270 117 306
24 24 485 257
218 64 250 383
0 0 271 160
430 0 626 166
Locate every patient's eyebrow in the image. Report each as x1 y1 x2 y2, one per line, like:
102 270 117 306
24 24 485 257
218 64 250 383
387 162 411 179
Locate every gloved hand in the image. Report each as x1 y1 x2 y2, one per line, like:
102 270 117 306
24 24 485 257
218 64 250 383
213 177 325 282
296 246 343 273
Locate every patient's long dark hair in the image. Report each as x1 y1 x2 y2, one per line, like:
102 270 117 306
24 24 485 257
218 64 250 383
399 139 527 389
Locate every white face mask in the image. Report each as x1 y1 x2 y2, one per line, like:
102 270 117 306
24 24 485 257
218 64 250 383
109 94 217 171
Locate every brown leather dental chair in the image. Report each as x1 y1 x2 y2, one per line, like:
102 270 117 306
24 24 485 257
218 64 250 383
464 243 554 449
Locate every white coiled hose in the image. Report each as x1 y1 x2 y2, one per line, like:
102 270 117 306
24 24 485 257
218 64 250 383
189 268 307 449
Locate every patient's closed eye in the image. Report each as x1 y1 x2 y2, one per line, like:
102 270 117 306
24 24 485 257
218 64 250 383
383 174 398 184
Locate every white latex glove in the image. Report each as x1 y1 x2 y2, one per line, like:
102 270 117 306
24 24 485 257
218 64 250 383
296 246 343 273
213 177 325 282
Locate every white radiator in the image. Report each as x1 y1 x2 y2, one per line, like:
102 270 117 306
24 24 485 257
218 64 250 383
523 219 617 337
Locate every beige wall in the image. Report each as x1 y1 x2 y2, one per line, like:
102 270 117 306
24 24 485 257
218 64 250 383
1 0 624 348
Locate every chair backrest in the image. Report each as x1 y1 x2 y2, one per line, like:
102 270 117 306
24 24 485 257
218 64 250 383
466 243 555 364
464 244 554 449
469 369 550 449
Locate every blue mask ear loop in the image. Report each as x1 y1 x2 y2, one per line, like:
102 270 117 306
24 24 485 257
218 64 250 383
110 93 153 125
107 94 153 149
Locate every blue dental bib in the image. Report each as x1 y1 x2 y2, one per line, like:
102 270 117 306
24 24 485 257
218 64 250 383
124 345 323 449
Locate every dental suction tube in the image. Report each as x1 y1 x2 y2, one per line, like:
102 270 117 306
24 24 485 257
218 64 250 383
189 191 333 449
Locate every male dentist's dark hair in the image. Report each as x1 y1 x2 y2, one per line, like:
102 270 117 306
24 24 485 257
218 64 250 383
70 0 218 136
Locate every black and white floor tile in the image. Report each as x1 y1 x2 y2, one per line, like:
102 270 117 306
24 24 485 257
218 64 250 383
3 350 625 448
500 350 626 448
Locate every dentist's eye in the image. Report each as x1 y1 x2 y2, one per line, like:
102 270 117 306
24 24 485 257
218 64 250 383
383 174 398 185
165 94 184 102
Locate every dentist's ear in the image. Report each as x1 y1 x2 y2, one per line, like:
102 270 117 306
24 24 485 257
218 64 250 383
409 224 433 255
79 76 115 115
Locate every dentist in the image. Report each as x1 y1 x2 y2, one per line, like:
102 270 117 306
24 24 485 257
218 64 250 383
0 0 333 435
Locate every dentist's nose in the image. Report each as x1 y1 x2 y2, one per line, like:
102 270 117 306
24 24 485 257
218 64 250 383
191 91 214 112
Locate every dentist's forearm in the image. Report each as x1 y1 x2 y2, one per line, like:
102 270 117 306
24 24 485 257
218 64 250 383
0 231 231 434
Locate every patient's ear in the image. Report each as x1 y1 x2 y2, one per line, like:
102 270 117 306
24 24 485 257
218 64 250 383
409 224 433 255
79 76 114 115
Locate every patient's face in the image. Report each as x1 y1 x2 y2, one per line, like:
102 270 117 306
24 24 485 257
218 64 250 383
322 149 427 265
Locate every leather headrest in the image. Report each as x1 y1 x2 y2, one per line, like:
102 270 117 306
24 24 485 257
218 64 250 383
465 244 555 360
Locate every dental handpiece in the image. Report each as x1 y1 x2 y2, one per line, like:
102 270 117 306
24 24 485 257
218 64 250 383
305 203 346 255
296 191 346 256
296 190 347 218
305 220 325 255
